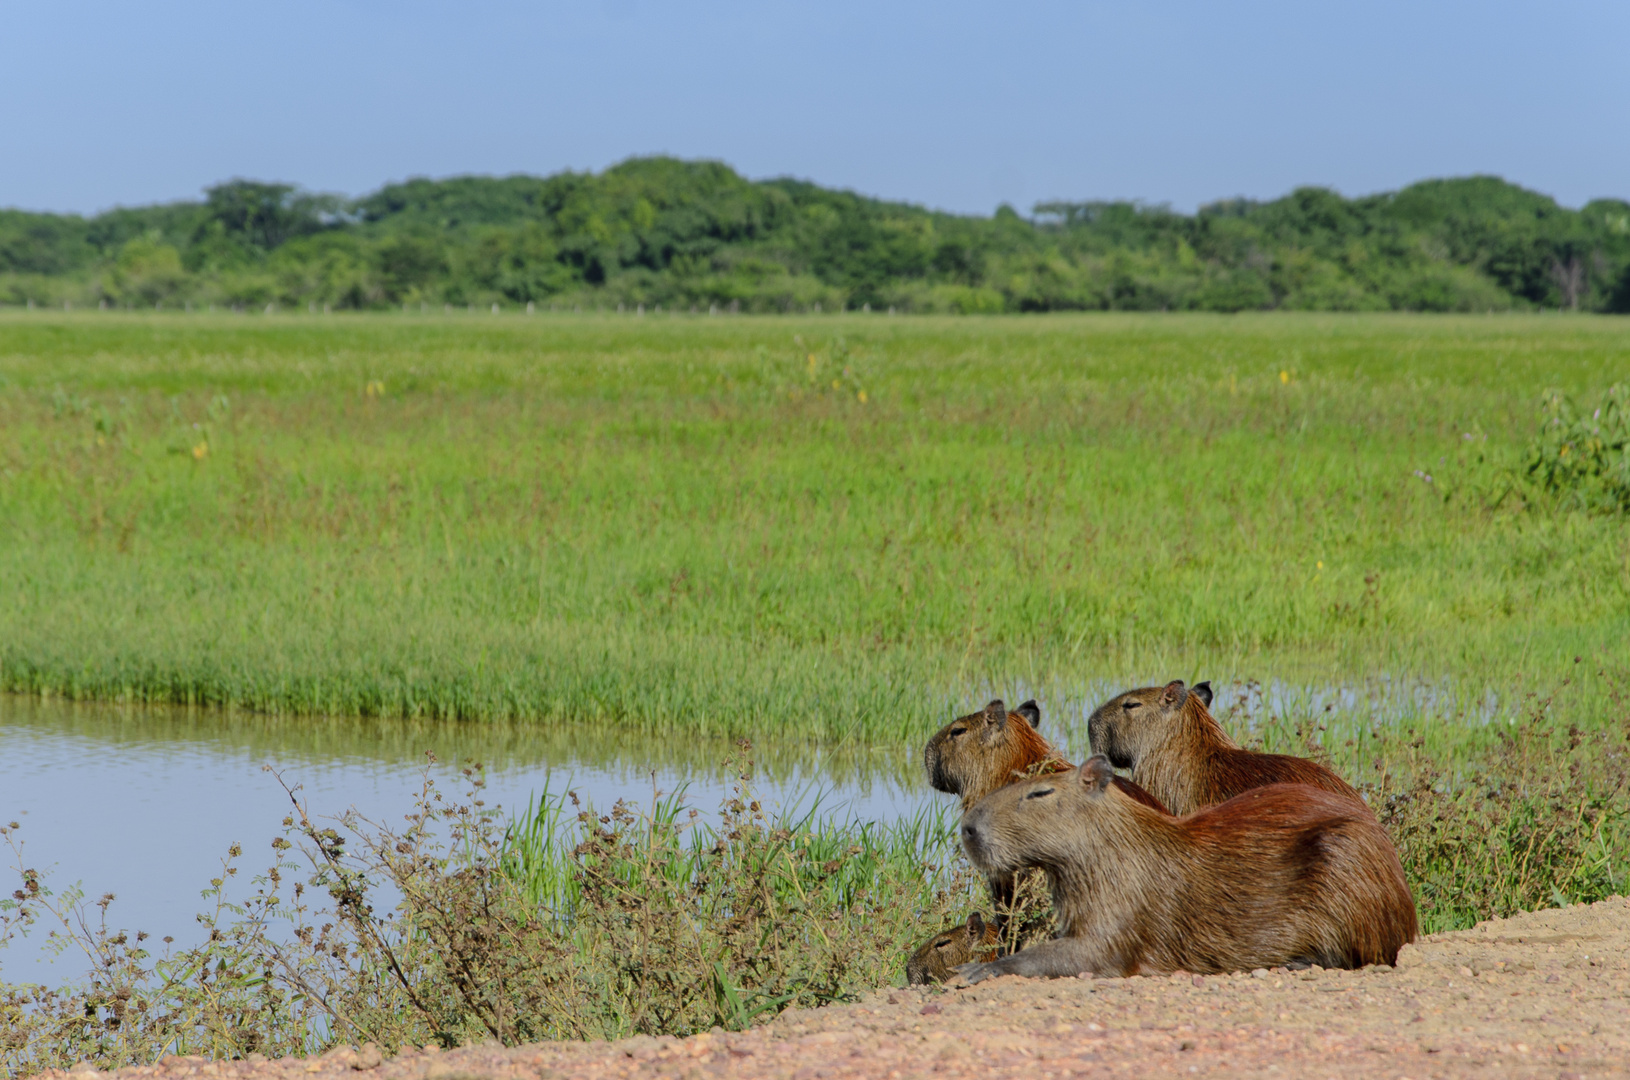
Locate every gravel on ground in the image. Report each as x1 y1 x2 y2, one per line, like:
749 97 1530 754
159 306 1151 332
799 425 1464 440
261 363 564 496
36 897 1630 1080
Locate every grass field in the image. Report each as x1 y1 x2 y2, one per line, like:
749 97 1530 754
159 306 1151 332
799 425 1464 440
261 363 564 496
1 311 1627 768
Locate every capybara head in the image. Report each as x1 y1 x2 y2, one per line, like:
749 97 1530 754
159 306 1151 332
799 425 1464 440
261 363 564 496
1087 679 1202 770
924 698 1059 809
904 911 998 985
960 755 1130 876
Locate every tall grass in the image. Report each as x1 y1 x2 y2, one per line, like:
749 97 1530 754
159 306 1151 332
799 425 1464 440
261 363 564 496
2 312 1625 754
501 776 960 917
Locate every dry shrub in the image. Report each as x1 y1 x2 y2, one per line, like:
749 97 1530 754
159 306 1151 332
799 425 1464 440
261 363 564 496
1 746 968 1074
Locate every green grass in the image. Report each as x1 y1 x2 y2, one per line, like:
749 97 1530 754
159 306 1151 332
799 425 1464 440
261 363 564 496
1 311 1627 767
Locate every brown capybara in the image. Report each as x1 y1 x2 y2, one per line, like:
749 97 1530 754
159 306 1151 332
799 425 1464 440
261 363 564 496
925 698 1066 810
925 698 1169 813
924 698 1170 926
905 911 999 985
955 756 1418 982
1087 680 1361 816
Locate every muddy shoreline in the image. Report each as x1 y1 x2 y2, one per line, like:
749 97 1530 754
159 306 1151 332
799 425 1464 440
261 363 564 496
32 897 1630 1080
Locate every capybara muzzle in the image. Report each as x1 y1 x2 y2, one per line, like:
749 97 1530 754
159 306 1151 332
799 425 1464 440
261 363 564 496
960 810 993 871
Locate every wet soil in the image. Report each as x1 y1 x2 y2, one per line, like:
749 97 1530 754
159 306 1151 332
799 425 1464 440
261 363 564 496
39 897 1630 1080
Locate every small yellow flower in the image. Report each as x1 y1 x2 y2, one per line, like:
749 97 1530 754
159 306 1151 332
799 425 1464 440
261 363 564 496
191 441 208 460
831 379 841 389
365 379 386 398
1316 560 1324 570
1279 370 1290 384
858 391 868 404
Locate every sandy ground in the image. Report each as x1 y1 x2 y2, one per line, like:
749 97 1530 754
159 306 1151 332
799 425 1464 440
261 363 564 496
41 897 1630 1080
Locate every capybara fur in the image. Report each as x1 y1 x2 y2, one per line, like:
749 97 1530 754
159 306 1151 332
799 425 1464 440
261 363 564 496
1088 680 1362 816
955 757 1417 982
905 911 999 985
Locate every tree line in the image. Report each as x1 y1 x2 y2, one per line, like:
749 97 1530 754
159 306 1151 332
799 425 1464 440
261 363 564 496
3 156 1629 313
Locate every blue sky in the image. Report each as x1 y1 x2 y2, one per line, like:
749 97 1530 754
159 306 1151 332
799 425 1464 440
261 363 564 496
2 0 1626 216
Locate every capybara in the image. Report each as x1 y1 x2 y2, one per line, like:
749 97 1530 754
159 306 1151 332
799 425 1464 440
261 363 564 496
1088 680 1361 816
925 698 1066 810
925 698 1168 813
925 698 1171 942
905 911 999 985
955 756 1417 982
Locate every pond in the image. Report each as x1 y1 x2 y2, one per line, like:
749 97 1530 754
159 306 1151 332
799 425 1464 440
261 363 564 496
0 695 939 985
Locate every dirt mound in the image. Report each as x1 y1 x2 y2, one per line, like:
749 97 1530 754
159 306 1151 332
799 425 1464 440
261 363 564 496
34 897 1630 1080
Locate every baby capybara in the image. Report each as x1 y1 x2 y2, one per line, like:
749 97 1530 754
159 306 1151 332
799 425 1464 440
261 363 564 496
905 911 999 985
956 756 1417 981
1088 680 1362 816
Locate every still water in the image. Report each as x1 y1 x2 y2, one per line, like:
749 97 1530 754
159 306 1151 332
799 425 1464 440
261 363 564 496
0 695 937 983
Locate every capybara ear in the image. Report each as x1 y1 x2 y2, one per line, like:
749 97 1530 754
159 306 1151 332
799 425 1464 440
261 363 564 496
967 911 985 936
1160 680 1187 709
983 699 1007 724
1015 699 1041 728
1080 755 1115 793
1193 681 1213 708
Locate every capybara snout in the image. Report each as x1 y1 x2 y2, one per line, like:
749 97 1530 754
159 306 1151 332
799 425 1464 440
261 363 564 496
959 815 989 867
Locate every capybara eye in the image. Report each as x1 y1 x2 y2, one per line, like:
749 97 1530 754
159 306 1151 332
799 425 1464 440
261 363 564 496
1025 787 1055 800
948 726 967 738
1122 701 1140 711
934 939 951 949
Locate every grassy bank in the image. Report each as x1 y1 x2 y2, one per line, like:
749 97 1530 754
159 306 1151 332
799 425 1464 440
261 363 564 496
0 311 1626 759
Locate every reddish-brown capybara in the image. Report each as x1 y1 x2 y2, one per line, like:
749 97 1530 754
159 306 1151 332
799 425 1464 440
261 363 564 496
955 756 1417 981
1088 680 1362 816
925 698 1167 812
